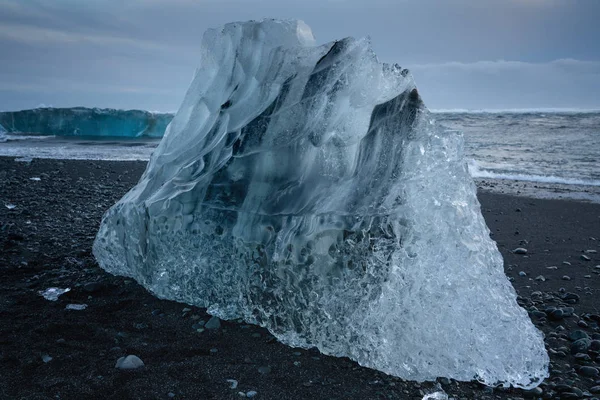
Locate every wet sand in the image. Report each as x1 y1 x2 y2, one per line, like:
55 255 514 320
1 157 599 400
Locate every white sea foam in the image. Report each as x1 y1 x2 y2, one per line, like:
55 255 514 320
431 108 600 114
468 160 600 187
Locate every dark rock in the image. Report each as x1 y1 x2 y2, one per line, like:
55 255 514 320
524 387 543 397
562 292 580 303
574 353 592 361
258 366 271 375
569 330 590 342
513 248 528 254
548 309 564 321
83 281 103 293
555 384 574 393
579 366 600 377
7 233 25 241
562 307 575 317
572 338 592 354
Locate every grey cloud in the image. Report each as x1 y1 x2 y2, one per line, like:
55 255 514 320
0 0 598 111
410 59 600 110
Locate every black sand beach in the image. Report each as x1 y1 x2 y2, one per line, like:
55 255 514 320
1 157 599 400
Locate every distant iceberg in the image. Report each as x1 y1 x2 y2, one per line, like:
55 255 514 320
0 107 173 138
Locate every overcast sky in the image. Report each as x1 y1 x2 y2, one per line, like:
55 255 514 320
1 0 599 112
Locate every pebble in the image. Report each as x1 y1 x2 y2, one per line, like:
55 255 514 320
115 355 144 370
563 275 572 281
562 307 575 317
525 387 543 397
581 255 591 261
569 330 589 341
548 309 564 321
563 261 572 266
205 316 221 330
519 271 527 277
41 354 53 363
192 322 205 330
210 348 218 354
590 386 600 394
563 292 580 302
535 275 546 281
246 390 258 398
572 338 592 354
574 353 592 361
513 248 528 254
579 366 600 377
258 366 271 375
83 282 103 293
167 393 176 398
226 379 238 389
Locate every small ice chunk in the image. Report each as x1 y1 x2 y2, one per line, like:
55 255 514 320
39 287 71 301
115 355 145 369
29 177 41 181
65 304 88 310
5 203 16 210
15 157 33 163
422 391 448 400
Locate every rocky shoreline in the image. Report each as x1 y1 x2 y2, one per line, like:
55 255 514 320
1 157 599 399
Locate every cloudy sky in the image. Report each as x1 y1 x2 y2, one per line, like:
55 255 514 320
1 0 599 111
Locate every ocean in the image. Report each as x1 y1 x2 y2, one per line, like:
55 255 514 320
1 109 599 202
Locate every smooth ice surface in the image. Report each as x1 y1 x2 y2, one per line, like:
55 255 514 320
0 107 171 137
94 19 549 388
38 287 71 301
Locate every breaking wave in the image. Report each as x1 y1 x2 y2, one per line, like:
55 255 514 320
468 160 600 187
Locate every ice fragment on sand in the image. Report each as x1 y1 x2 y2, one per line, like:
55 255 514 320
5 203 16 210
422 391 448 400
39 287 70 301
94 19 548 388
65 304 88 311
115 355 145 370
29 177 41 181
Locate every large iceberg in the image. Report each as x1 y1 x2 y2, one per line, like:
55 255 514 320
94 19 548 388
0 107 171 137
